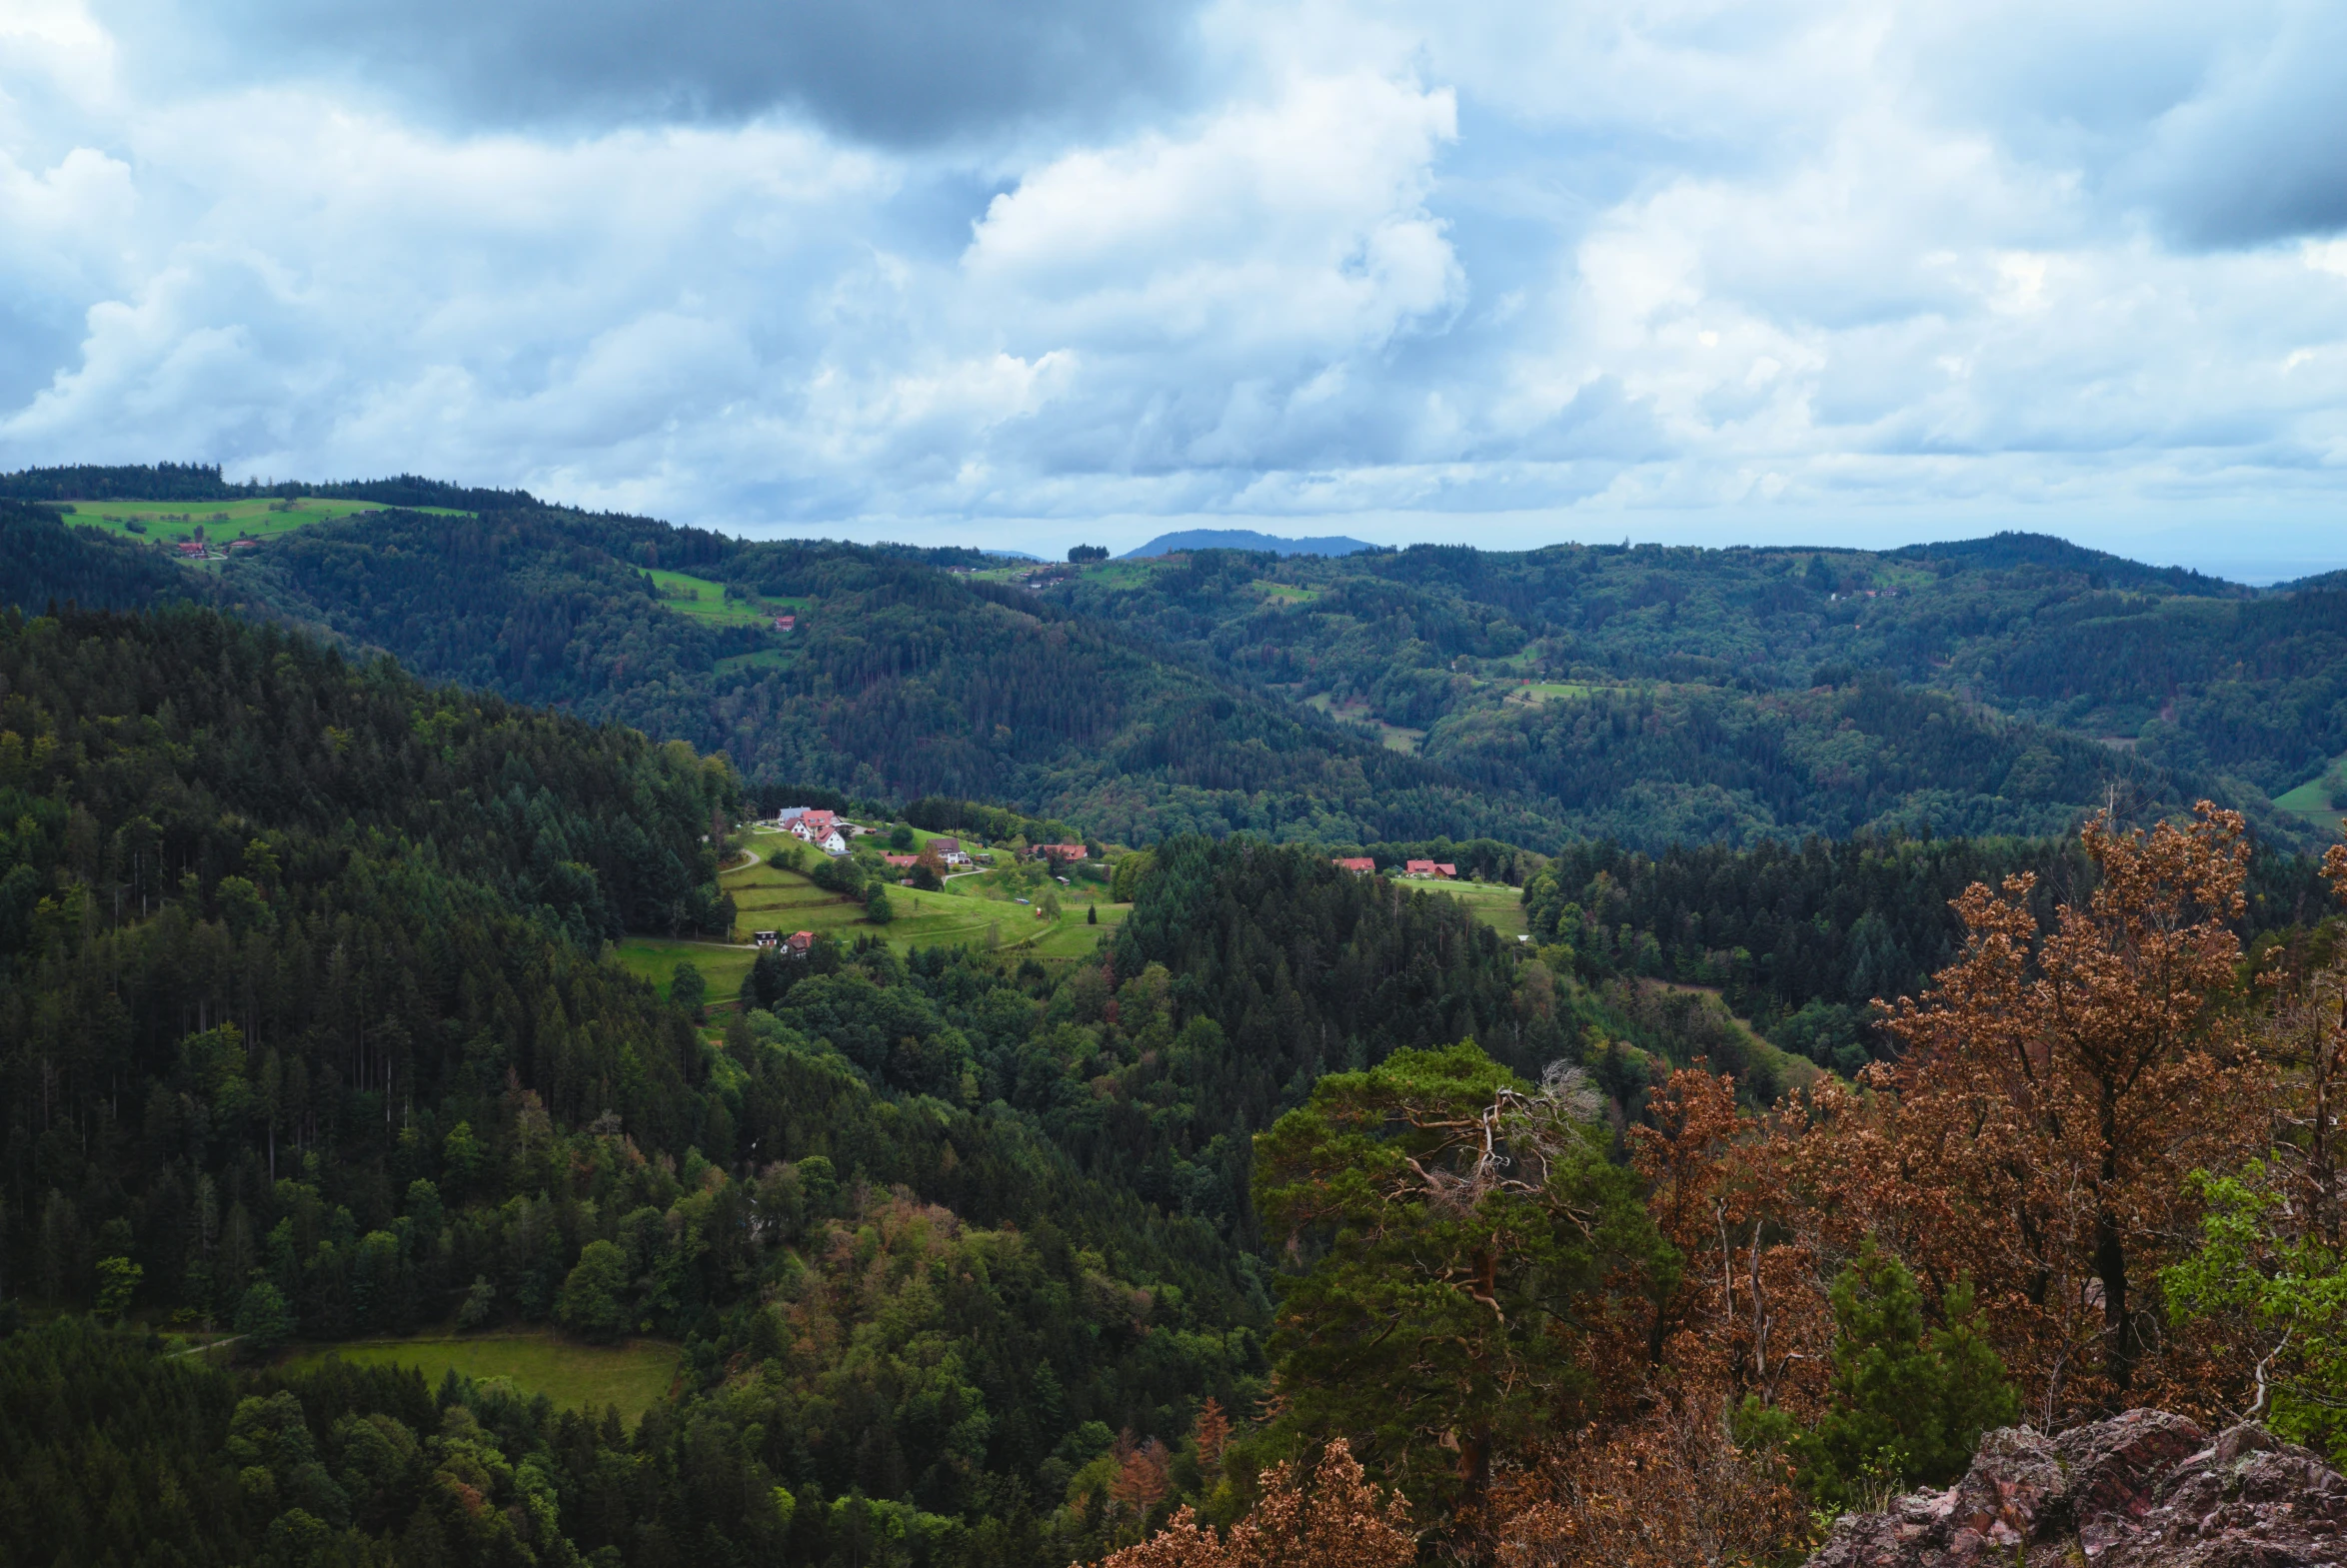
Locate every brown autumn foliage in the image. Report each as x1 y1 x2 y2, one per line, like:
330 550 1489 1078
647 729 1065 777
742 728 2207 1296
1111 1431 1175 1521
1109 807 2336 1567
1628 1065 1836 1425
1488 1391 1809 1568
1096 1439 1414 1568
1798 803 2270 1421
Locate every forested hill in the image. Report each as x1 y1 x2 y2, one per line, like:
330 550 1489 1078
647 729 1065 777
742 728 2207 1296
1046 535 2347 847
3 465 2337 851
1 601 1644 1564
9 497 1577 849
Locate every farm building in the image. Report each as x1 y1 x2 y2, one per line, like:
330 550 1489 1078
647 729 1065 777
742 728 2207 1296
1332 856 1376 874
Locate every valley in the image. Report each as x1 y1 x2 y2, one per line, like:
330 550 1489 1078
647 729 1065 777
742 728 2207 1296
4 467 2347 1568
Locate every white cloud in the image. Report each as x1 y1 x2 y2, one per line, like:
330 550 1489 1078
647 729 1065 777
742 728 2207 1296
6 0 2347 574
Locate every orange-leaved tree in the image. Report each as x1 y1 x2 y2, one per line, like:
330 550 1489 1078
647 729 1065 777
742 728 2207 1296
1097 1439 1414 1568
1859 803 2266 1417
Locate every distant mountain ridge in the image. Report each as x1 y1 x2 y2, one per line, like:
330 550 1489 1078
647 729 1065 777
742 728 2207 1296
1121 528 1375 559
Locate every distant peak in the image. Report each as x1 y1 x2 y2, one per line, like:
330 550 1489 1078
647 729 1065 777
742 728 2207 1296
1120 529 1375 560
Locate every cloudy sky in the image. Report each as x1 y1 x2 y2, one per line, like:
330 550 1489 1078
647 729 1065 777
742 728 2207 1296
5 0 2347 577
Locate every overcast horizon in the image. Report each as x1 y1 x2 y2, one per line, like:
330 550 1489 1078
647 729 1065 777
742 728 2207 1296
8 0 2347 580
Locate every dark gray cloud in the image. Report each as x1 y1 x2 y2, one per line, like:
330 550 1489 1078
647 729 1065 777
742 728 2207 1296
2127 7 2347 246
128 0 1204 146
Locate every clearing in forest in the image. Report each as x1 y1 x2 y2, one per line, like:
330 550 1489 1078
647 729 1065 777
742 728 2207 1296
284 1332 679 1421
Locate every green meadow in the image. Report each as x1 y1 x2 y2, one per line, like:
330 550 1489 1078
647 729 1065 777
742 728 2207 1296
2274 753 2347 836
1303 692 1424 754
284 1332 680 1421
729 847 1126 956
607 934 760 1004
60 496 467 550
1429 876 1531 939
1251 580 1323 604
644 569 808 629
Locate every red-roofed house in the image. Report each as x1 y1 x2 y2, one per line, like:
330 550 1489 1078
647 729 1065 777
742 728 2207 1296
1033 842 1088 862
882 853 919 868
1404 859 1456 878
790 808 839 841
774 614 796 632
176 541 206 558
1332 856 1376 874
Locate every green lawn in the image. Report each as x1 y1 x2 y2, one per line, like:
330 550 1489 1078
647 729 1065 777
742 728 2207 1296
1431 878 1530 939
725 835 1125 957
609 934 759 1004
647 570 808 628
715 649 797 676
1303 693 1423 754
59 497 465 551
1496 681 1602 706
1251 580 1323 604
2275 755 2347 838
284 1332 679 1420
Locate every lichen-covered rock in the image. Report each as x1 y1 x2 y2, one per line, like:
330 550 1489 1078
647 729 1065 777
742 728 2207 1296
1805 1411 2347 1568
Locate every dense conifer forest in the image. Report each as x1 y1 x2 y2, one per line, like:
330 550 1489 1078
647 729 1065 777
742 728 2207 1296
4 467 2347 1568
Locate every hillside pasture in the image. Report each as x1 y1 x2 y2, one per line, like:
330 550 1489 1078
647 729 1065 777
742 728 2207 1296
2274 753 2347 836
1428 877 1530 938
646 569 808 628
60 497 465 551
284 1332 679 1421
608 935 758 1004
726 836 1125 958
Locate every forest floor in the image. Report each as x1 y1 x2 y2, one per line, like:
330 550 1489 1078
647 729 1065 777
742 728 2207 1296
281 1331 680 1420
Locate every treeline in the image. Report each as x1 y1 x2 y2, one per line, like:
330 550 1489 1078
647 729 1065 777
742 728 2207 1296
4 606 1613 1564
1046 535 2335 846
0 462 540 514
0 501 210 616
1519 825 2334 1072
202 506 1578 849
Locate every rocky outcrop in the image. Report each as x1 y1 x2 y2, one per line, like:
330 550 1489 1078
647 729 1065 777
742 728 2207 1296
1807 1408 2347 1567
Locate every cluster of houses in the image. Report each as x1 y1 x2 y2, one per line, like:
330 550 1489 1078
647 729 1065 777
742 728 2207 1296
878 836 978 876
771 806 856 855
1332 855 1458 879
752 929 815 957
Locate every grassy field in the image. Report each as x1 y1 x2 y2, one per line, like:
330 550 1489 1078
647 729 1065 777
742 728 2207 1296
1649 981 1824 1094
1303 693 1424 754
642 569 808 629
2275 755 2347 837
609 934 759 1003
715 649 797 676
1429 878 1530 939
1502 681 1601 705
58 497 465 551
719 834 1126 959
1251 580 1323 604
284 1332 679 1420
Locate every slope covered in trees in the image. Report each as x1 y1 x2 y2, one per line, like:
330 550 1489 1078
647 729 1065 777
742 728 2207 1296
13 464 2338 853
216 505 1575 849
1047 536 2343 843
3 604 1631 1564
